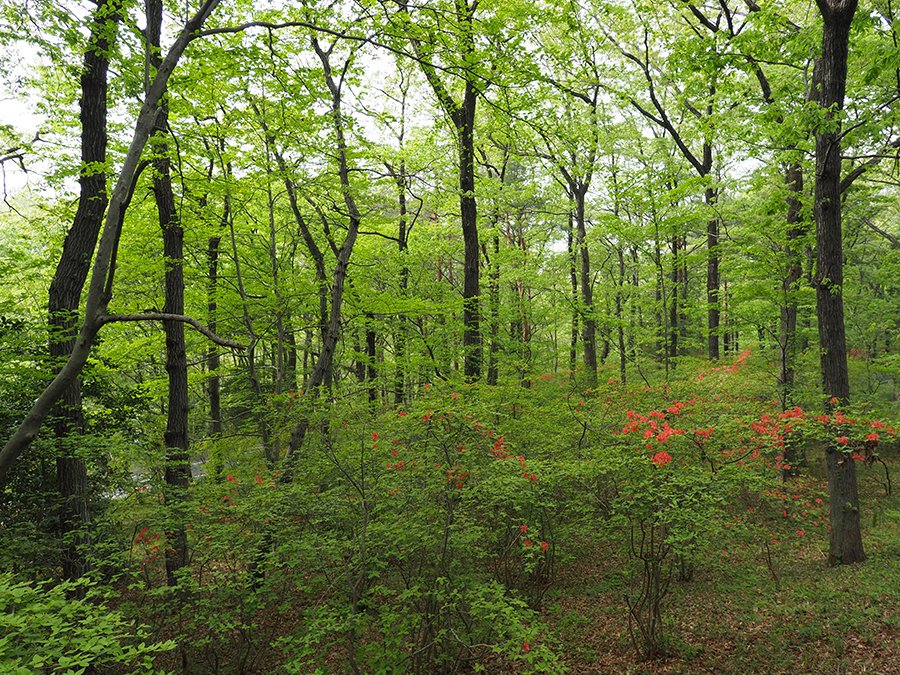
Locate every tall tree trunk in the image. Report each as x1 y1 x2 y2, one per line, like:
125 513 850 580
48 0 118 583
515 223 532 388
393 165 409 405
148 0 190 587
401 0 482 381
575 186 597 388
617 247 627 383
365 312 378 405
283 40 362 468
706 185 720 360
206 232 222 477
779 161 804 408
459 82 481 382
485 232 501 386
669 235 679 362
568 203 579 373
814 0 864 566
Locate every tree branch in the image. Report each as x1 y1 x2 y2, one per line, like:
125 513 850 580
0 0 223 486
100 313 246 349
840 136 900 192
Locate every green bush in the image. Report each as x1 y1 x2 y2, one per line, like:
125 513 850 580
0 573 175 674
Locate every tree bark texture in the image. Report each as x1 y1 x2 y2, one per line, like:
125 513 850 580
568 207 579 373
814 0 864 566
48 0 118 582
394 165 409 404
705 185 720 361
402 0 482 381
148 0 190 586
0 0 222 485
207 234 222 440
459 80 481 382
575 187 597 388
779 161 804 410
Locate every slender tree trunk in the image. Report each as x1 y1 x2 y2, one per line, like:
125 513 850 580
206 232 222 477
630 246 640 361
267 185 286 463
486 232 501 386
814 0 864 566
575 186 597 388
393 165 409 405
568 203 578 373
669 235 679 362
617 247 626 383
283 40 362 468
779 162 804 408
401 0 482 381
226 211 274 462
365 313 377 405
516 223 532 388
654 233 664 365
706 185 720 360
48 0 118 583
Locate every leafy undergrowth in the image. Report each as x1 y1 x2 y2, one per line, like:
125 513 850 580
38 351 900 675
539 451 900 675
111 454 900 675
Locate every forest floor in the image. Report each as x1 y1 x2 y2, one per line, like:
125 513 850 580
532 448 900 675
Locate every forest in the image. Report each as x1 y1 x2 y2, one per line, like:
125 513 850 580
2 0 900 672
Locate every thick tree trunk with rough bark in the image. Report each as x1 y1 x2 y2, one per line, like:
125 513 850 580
0 0 222 487
814 0 864 566
458 81 481 381
49 0 118 582
148 0 190 586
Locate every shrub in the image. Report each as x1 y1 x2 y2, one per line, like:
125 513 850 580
0 573 175 673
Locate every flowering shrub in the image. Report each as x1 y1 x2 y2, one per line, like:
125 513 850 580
103 346 900 669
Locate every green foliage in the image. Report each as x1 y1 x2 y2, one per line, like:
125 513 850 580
0 573 175 673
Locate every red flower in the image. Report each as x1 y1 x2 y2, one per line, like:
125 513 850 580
836 436 849 444
520 524 528 533
651 451 672 467
540 541 549 551
866 432 879 441
227 475 236 482
524 540 532 547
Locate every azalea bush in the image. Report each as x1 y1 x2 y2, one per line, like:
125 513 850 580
100 347 900 669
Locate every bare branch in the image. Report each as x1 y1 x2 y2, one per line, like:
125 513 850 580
100 313 246 349
840 136 900 192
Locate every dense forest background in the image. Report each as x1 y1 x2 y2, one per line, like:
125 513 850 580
3 0 900 672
